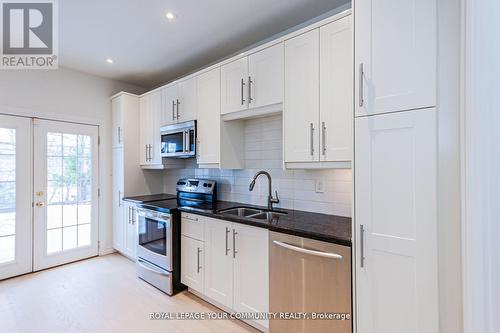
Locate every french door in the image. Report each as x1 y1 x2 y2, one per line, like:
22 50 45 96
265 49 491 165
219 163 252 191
0 115 32 280
0 115 99 279
33 119 99 271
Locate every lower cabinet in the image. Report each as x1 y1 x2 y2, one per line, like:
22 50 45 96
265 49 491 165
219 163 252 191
114 201 137 260
181 213 269 330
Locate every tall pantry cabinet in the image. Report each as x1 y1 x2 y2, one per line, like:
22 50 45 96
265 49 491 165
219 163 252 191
354 0 439 333
111 92 163 260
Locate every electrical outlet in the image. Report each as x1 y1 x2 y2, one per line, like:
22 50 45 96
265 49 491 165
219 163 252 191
315 180 325 193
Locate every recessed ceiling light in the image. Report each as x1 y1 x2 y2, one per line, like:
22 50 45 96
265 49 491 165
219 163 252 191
165 12 176 20
106 58 113 64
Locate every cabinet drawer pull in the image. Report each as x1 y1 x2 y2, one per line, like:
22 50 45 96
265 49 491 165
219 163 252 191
310 123 314 156
197 247 202 273
248 76 253 104
241 78 246 105
359 63 364 107
232 229 238 258
176 99 180 119
183 216 199 222
321 122 326 156
172 100 176 120
225 227 230 256
360 224 366 267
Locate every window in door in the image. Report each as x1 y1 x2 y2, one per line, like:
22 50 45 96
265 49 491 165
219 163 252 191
0 128 16 264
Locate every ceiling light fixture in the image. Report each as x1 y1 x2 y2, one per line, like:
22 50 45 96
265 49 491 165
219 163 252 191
165 12 176 20
106 58 113 64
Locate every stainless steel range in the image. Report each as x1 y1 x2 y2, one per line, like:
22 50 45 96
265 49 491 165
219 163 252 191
135 178 216 295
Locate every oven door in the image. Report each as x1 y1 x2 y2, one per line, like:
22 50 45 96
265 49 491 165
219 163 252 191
137 210 172 271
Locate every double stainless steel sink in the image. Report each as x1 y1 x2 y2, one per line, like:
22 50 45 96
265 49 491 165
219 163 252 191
218 206 287 221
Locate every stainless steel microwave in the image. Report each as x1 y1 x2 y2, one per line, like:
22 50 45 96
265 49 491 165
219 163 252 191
160 120 196 158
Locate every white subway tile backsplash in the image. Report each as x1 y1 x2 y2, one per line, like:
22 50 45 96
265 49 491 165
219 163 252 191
163 115 353 217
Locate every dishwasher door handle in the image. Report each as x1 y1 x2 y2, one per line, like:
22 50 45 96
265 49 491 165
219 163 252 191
273 240 343 260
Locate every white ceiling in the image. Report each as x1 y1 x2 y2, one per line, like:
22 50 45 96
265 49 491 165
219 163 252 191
59 0 349 88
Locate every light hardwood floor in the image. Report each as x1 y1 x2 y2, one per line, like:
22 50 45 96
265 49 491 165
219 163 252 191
0 253 258 333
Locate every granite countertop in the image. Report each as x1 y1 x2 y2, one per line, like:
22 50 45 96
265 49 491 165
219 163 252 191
179 201 352 247
123 193 177 203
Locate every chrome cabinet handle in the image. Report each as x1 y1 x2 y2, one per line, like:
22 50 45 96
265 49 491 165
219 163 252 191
360 224 366 267
248 76 253 104
359 63 364 107
240 78 246 105
128 206 131 224
148 144 152 162
310 123 314 156
232 229 238 258
176 99 180 119
132 207 135 224
197 247 202 273
183 215 199 222
117 127 122 144
172 100 176 120
118 191 122 207
145 145 148 162
322 121 326 155
273 240 343 260
225 227 230 256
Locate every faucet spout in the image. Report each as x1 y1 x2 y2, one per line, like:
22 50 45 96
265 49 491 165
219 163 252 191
249 171 280 210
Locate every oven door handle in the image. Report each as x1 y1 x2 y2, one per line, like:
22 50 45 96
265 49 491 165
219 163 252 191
137 259 170 276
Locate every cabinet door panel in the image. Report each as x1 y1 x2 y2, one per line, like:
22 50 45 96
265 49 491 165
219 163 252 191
355 109 438 333
111 98 123 148
203 218 233 308
197 68 221 164
112 148 124 252
319 16 353 162
248 43 284 109
284 29 320 162
138 95 150 165
233 224 269 328
162 85 178 125
181 235 204 293
177 77 197 122
355 0 436 116
221 57 248 114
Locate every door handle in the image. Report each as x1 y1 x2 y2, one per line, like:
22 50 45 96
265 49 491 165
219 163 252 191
359 63 364 107
225 227 230 256
248 76 253 104
35 202 45 208
322 121 326 156
172 100 176 120
176 99 180 119
360 224 366 267
272 240 343 259
240 78 246 105
197 247 202 273
310 123 315 156
232 229 238 258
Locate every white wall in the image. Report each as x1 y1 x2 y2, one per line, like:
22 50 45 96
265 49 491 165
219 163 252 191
0 67 146 255
164 115 352 217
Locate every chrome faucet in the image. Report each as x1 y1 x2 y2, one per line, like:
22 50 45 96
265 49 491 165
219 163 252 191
249 171 280 210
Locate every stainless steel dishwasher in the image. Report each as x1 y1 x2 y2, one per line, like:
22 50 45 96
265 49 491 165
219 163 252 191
269 231 352 333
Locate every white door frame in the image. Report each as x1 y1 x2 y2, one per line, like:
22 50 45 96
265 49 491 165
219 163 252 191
461 0 500 332
32 119 99 270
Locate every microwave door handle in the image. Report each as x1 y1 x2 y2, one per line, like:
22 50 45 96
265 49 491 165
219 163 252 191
183 130 187 153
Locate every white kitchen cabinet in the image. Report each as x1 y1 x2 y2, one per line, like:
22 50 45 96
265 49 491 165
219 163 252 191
221 43 284 116
111 92 163 258
139 89 164 168
112 148 125 253
232 223 269 328
355 0 436 116
284 29 320 163
123 201 138 260
221 57 248 115
203 217 234 308
177 77 198 122
181 235 204 294
197 68 221 165
319 16 353 162
284 15 353 168
162 84 178 125
355 108 439 333
248 43 284 110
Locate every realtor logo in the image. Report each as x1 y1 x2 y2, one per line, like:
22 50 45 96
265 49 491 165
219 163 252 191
1 0 58 69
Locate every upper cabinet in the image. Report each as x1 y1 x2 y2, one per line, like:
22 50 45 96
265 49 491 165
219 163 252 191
284 14 352 168
139 90 164 168
355 0 436 116
221 43 284 116
162 77 198 124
